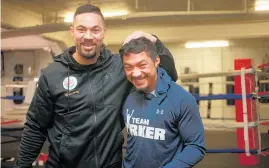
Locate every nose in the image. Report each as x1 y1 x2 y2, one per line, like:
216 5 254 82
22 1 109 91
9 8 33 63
84 30 93 40
131 68 142 78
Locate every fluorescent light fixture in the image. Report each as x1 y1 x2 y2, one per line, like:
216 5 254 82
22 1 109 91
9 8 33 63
185 40 229 48
64 10 129 22
255 0 269 11
64 12 74 22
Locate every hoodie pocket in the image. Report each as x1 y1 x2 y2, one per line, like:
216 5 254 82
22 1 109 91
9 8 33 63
59 134 68 158
59 133 75 165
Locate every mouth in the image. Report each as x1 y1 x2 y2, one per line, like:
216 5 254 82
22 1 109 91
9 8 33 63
82 43 96 50
133 78 146 85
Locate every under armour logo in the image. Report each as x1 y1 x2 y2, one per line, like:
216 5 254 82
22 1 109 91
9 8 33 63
156 109 163 115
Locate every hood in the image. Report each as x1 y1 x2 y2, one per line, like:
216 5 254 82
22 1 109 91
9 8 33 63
140 67 172 104
156 67 172 95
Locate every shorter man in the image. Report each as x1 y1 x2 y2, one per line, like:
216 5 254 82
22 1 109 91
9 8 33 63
119 37 206 168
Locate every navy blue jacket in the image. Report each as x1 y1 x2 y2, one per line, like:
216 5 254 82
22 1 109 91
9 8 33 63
122 68 206 168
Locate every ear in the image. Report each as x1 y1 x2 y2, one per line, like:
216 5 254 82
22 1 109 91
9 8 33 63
69 26 74 36
103 27 107 38
155 55 160 68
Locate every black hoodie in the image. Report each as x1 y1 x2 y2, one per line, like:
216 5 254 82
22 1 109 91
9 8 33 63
14 39 178 168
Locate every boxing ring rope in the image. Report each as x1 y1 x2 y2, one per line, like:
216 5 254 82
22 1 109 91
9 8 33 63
2 92 269 101
180 80 269 86
1 95 26 100
0 119 22 125
178 68 254 80
257 62 269 69
206 148 269 155
121 146 269 155
4 84 28 88
178 68 269 80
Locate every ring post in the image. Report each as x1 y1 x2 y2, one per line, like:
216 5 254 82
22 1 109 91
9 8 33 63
234 59 260 166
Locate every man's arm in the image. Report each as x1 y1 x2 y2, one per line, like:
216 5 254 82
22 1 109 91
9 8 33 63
163 94 206 168
122 31 178 81
154 36 178 81
14 72 54 168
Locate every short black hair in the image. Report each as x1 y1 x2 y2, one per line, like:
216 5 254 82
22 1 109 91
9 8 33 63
74 4 104 20
119 37 158 60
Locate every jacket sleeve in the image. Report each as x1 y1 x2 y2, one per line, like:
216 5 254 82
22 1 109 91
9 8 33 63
14 72 54 168
163 94 206 168
155 36 178 82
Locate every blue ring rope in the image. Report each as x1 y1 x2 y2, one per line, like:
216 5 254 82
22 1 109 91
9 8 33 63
192 93 253 100
1 93 268 101
1 127 24 132
1 96 25 100
122 146 268 154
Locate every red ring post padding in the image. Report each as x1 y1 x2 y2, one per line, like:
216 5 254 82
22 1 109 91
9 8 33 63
234 59 260 166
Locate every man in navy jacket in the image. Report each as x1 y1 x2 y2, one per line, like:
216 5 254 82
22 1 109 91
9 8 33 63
119 37 206 168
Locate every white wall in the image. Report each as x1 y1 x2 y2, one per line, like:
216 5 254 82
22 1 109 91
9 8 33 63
33 49 55 76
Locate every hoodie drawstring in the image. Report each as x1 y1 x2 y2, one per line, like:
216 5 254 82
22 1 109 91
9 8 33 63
101 58 105 107
67 64 70 114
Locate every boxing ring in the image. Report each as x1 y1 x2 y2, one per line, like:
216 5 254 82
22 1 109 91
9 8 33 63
1 59 269 167
174 59 269 166
177 59 269 166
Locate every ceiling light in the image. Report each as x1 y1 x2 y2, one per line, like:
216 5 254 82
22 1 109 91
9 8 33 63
64 12 74 23
255 0 269 11
185 40 229 48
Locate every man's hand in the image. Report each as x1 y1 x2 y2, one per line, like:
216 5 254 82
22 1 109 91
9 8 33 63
123 31 157 45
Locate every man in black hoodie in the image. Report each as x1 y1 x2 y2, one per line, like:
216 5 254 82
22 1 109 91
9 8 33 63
14 4 178 168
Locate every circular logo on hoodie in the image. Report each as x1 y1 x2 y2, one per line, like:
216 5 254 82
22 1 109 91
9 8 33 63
63 76 77 90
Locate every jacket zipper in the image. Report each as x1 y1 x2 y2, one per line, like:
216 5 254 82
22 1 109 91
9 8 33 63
88 74 99 168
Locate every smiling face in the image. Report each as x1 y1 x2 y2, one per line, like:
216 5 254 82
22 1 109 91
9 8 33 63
70 12 105 62
123 51 160 93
